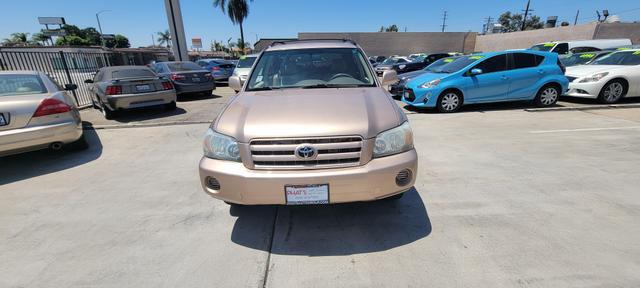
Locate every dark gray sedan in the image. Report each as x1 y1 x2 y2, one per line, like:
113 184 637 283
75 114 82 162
85 66 177 119
151 61 215 96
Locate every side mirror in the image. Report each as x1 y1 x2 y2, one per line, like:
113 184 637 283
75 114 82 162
470 68 483 76
64 84 78 91
84 79 93 83
381 70 398 86
229 76 242 92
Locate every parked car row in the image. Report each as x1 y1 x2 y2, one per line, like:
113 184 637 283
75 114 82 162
394 45 640 112
370 53 459 76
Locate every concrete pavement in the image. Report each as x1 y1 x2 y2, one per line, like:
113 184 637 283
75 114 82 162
1 90 640 287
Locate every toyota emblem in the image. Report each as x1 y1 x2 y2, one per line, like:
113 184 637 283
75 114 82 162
295 144 317 159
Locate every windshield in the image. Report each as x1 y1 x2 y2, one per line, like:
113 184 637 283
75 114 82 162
0 74 47 96
436 55 484 73
112 69 155 78
590 51 640 66
561 53 598 67
236 56 257 68
166 62 203 71
423 57 457 72
245 48 375 91
530 43 556 52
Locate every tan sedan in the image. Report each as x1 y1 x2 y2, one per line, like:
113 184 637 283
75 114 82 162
0 71 87 156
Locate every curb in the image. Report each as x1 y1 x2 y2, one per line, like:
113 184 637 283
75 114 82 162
525 103 640 112
83 120 212 130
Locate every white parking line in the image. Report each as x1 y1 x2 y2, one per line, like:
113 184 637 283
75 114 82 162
530 126 640 134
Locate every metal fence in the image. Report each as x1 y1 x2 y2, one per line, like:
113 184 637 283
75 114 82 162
0 50 113 108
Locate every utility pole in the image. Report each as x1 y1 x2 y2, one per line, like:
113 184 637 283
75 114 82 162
574 10 580 25
441 11 448 32
484 16 493 34
151 34 156 47
521 0 532 31
96 10 111 47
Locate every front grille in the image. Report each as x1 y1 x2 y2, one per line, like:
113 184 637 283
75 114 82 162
250 136 363 169
404 88 415 102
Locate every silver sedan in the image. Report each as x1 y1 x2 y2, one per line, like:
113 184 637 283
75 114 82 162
0 71 87 156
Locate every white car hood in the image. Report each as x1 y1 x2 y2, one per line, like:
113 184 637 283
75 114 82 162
565 65 623 77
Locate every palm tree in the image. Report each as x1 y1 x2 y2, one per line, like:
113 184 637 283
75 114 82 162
32 32 51 46
213 0 252 55
1 32 30 46
157 30 171 48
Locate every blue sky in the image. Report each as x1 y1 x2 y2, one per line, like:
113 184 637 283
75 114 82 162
1 0 639 48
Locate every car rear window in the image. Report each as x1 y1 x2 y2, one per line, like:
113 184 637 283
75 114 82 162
512 53 544 69
111 69 156 79
0 74 47 96
166 62 203 71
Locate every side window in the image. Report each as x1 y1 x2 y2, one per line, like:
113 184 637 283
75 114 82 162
511 53 544 69
473 54 507 74
397 59 407 63
553 43 569 54
94 71 103 82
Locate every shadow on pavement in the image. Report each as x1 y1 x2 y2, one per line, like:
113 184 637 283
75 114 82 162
0 126 103 186
103 107 187 123
561 95 640 105
230 188 431 256
177 92 222 102
404 100 550 114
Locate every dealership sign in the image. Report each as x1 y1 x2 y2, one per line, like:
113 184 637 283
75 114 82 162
192 38 202 49
38 17 66 25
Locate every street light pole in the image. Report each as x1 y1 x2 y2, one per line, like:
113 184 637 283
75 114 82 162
96 10 111 47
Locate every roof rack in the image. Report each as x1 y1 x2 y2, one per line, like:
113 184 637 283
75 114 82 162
268 38 357 48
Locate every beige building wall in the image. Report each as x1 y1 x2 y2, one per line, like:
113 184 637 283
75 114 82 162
475 23 599 52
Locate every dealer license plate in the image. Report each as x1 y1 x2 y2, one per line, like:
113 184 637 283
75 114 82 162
285 184 329 205
136 84 151 92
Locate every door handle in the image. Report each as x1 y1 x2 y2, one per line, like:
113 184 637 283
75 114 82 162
501 75 509 80
538 70 545 75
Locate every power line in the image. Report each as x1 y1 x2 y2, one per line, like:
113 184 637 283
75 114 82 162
441 11 448 32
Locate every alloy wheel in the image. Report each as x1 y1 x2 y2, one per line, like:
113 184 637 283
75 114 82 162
604 82 624 103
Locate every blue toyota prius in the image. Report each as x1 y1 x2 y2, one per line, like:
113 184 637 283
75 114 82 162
402 51 569 112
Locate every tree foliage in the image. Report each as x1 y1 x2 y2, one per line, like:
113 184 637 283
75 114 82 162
213 0 253 54
157 30 171 48
498 12 544 32
379 24 399 32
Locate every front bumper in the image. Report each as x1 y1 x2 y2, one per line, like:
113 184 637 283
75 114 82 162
564 81 605 99
402 87 440 108
199 149 418 205
107 89 177 110
0 119 83 156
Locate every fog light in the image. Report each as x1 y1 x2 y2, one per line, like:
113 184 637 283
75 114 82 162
395 169 412 186
206 177 221 190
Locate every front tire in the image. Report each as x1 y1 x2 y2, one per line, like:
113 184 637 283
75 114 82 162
437 90 463 113
598 80 626 104
534 84 560 107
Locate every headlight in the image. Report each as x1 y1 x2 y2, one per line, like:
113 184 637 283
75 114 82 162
203 128 241 162
419 78 441 89
579 72 609 83
373 122 414 158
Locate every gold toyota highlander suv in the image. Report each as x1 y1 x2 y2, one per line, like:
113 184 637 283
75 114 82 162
199 39 417 205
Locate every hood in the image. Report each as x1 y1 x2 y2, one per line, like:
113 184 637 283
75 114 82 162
214 88 403 143
398 70 428 82
565 65 624 77
406 72 450 89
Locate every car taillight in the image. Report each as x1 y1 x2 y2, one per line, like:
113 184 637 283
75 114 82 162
33 98 71 117
106 85 122 95
204 73 212 79
170 73 186 81
162 81 174 90
211 66 221 71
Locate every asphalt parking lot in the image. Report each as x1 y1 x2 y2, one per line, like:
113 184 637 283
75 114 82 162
1 87 640 287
